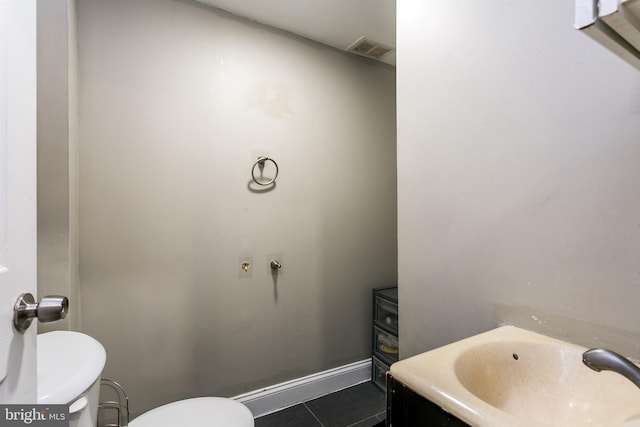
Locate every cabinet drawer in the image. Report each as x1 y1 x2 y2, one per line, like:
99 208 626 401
374 325 398 364
372 356 390 391
374 296 398 332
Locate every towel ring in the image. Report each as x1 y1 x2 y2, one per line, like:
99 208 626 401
251 156 279 186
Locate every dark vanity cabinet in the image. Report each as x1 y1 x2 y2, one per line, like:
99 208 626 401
386 375 470 426
372 286 398 391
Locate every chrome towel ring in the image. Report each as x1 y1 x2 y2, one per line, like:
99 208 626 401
251 156 279 186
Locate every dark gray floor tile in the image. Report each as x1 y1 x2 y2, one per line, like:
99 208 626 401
254 404 321 427
305 382 386 427
348 415 384 427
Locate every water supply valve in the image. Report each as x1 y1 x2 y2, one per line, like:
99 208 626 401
270 260 282 270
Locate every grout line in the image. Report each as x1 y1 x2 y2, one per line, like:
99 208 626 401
344 416 377 427
303 402 325 427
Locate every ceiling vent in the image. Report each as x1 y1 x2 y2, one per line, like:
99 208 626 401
346 36 394 61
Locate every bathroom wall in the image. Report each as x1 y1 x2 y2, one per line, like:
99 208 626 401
77 0 396 416
37 0 80 332
397 0 640 359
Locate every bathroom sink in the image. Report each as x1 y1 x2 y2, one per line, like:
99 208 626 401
390 326 640 427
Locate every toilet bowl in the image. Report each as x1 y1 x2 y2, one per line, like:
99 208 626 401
37 331 107 427
129 397 254 427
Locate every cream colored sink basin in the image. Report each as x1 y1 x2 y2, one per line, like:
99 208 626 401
390 326 640 427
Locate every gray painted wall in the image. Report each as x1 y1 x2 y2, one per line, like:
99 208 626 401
77 0 396 417
397 0 640 359
37 0 79 332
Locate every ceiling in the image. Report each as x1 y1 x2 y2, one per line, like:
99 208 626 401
195 0 396 66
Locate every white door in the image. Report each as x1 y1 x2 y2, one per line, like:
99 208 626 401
0 0 38 403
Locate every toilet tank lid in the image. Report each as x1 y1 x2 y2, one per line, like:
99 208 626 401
37 331 106 404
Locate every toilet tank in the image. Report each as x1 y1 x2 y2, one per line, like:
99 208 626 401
38 331 107 427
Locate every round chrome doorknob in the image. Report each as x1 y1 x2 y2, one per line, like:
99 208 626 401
13 293 69 333
37 295 69 323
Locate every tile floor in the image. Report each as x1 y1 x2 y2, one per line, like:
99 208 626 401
254 381 386 427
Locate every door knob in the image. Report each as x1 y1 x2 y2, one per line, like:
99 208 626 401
13 293 69 333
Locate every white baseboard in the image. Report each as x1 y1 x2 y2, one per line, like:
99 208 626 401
232 359 372 418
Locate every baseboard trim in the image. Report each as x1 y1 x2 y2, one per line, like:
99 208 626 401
232 358 372 418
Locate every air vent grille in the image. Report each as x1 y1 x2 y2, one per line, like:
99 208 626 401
346 36 393 61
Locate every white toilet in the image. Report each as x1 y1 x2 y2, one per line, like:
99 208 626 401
38 331 106 427
38 331 254 427
129 397 254 427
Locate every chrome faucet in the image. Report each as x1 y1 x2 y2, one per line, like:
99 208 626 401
582 348 640 389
